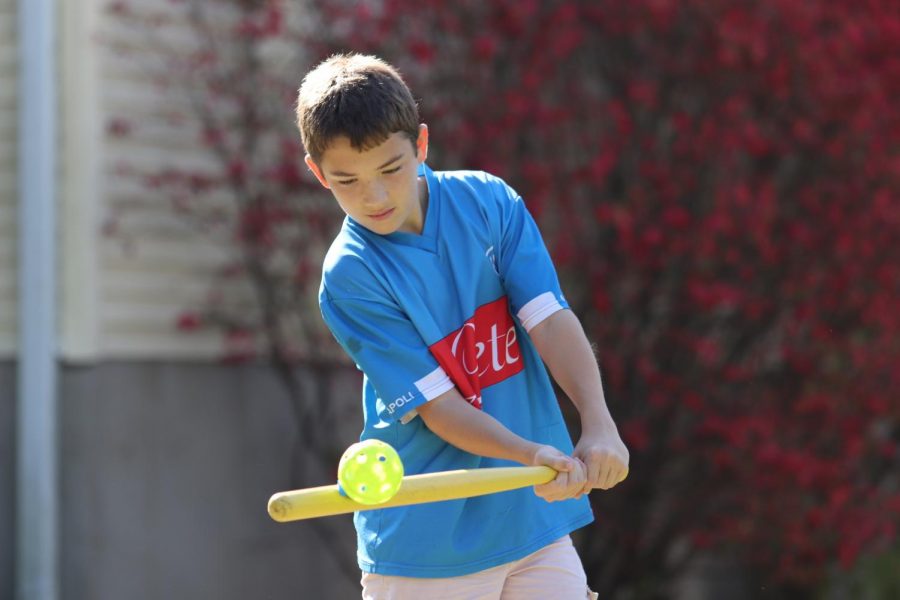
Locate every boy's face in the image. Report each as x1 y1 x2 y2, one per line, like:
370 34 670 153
306 125 429 236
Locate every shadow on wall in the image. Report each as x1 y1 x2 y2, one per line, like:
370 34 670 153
6 361 364 600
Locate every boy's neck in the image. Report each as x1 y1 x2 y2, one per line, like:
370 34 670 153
418 175 429 225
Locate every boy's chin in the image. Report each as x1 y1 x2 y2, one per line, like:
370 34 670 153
361 220 400 236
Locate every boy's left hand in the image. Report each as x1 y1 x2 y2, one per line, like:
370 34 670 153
573 430 629 494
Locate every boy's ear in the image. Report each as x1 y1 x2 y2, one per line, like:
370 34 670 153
305 155 331 189
416 124 429 163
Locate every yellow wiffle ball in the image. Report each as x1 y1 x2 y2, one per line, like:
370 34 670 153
338 440 404 505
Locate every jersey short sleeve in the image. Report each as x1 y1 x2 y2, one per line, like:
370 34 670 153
320 292 454 423
492 178 569 332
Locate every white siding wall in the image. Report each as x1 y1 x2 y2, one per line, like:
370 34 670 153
0 0 17 357
7 0 310 361
94 0 253 359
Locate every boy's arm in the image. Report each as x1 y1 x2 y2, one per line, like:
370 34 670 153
415 389 588 502
528 308 629 493
321 285 586 503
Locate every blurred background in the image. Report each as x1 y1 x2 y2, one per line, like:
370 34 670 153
1 0 897 598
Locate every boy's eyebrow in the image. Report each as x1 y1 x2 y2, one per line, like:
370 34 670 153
329 154 404 178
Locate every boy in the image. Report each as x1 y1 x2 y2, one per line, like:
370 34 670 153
296 53 628 599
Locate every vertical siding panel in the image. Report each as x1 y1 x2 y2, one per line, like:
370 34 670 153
59 0 102 362
0 0 18 357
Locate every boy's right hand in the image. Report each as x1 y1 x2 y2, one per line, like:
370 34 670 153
531 445 588 502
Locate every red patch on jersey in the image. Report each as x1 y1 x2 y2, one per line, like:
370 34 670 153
429 296 524 409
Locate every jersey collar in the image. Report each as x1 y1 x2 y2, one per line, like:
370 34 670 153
379 162 440 252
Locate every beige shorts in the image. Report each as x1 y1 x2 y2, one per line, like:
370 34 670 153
360 536 598 600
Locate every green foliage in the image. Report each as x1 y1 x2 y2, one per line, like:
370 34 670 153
824 545 900 600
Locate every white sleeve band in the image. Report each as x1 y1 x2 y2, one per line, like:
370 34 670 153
516 291 564 332
401 366 454 424
415 365 454 399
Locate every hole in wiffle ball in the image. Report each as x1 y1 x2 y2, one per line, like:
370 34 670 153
359 485 367 492
378 455 386 462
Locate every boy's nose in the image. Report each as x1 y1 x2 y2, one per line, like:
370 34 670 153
363 183 388 206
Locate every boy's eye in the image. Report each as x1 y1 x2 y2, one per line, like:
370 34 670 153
382 166 402 175
337 179 357 186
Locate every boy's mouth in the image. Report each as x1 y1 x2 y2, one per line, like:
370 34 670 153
369 208 395 220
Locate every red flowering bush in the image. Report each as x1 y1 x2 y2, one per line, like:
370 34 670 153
310 0 900 594
108 0 898 595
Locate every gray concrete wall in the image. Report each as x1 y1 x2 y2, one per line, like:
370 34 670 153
0 361 756 600
2 361 365 600
1 364 13 600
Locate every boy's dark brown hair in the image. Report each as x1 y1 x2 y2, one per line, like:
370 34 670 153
296 53 420 164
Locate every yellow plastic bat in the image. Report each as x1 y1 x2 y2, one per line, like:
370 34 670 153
268 465 627 522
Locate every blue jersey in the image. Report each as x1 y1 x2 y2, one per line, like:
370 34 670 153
319 163 593 578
